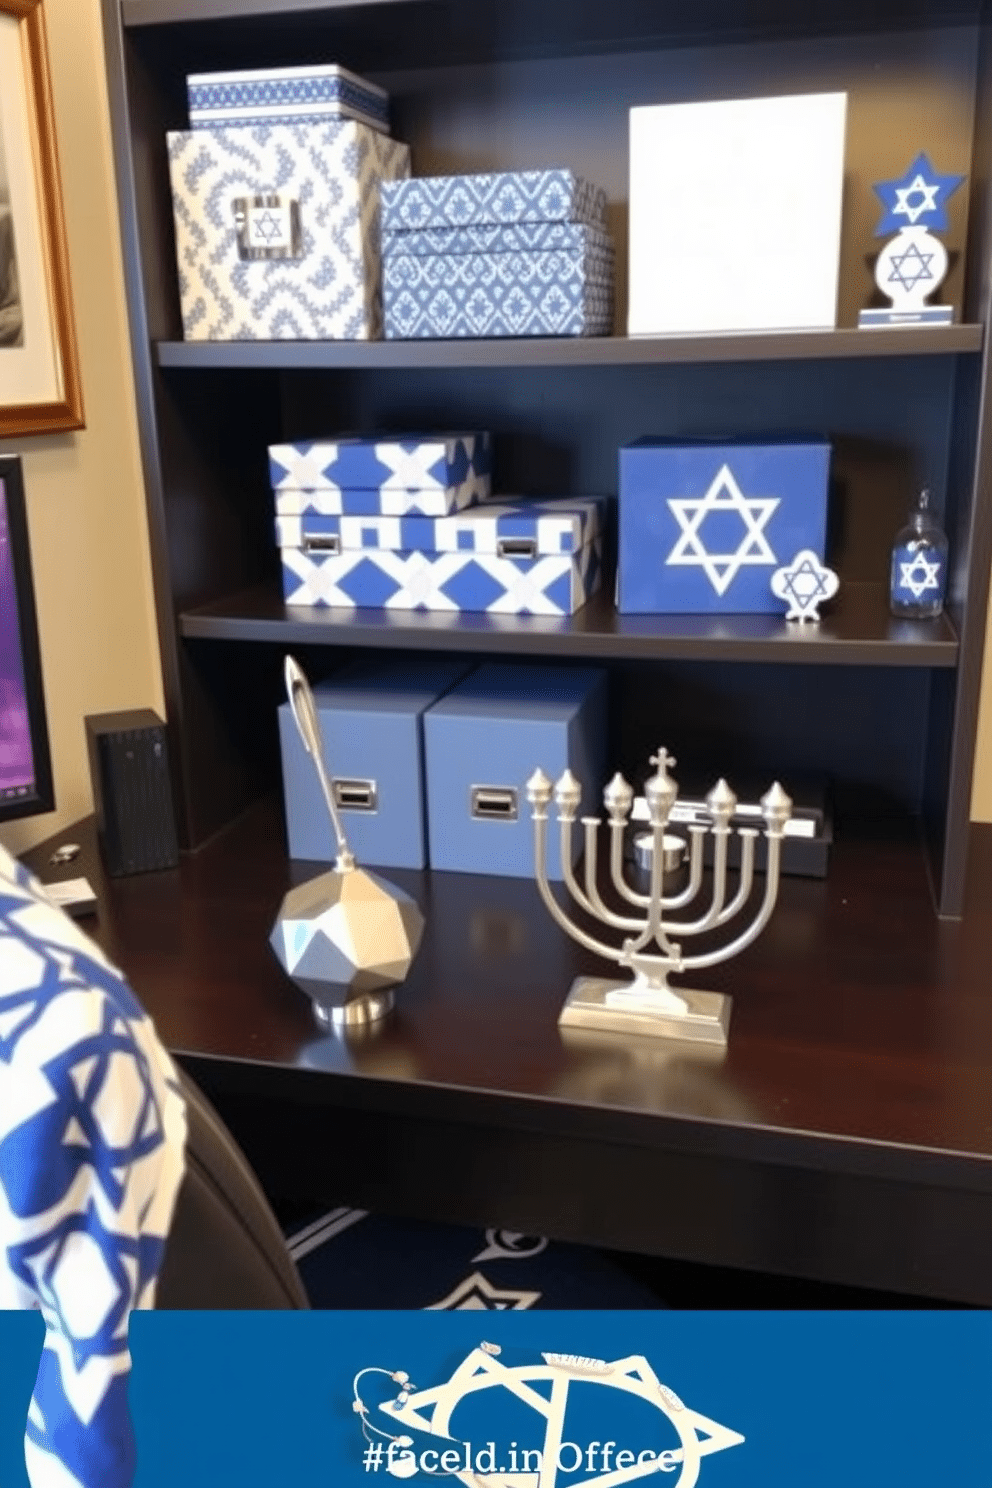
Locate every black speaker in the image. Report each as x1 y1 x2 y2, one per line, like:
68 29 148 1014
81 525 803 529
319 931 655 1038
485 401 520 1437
85 708 179 876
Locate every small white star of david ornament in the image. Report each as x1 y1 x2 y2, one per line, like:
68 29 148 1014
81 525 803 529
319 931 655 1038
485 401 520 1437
771 549 839 622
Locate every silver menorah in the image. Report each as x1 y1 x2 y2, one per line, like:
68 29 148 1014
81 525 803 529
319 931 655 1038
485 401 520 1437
526 749 793 1046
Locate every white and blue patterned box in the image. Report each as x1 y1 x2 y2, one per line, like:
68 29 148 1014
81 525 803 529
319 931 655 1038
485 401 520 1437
382 221 613 258
383 247 614 339
269 433 491 515
276 498 607 614
380 170 608 231
186 63 389 134
167 120 409 340
618 439 832 614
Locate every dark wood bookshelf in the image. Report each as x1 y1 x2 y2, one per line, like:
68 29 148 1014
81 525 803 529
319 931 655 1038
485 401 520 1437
101 4 992 904
156 325 984 371
179 580 961 666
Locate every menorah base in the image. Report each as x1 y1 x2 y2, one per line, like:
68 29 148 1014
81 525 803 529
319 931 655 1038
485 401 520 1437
558 977 731 1047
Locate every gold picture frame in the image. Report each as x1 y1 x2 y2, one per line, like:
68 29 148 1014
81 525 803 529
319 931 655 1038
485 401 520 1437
0 0 82 436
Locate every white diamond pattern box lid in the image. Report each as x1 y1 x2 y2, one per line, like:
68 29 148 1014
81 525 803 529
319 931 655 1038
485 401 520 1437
186 63 390 134
276 498 608 615
269 433 491 516
167 119 409 341
380 170 608 231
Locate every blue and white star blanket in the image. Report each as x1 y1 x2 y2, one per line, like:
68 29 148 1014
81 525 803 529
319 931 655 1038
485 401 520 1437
0 843 186 1488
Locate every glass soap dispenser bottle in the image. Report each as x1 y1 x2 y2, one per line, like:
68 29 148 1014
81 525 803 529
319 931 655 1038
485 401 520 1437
889 487 949 619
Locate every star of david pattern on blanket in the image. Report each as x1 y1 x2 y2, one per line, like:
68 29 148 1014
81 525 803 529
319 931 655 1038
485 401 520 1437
167 120 409 340
380 170 607 232
383 248 614 339
280 540 603 615
0 844 186 1488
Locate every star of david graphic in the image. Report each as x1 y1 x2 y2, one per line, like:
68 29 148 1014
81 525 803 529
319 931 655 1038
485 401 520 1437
666 464 779 596
252 209 286 244
894 173 940 225
899 551 942 598
424 1272 541 1311
886 241 936 293
377 1345 745 1488
872 152 965 236
771 550 838 621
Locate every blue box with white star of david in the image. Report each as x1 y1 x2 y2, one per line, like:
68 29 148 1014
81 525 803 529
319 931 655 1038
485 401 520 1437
617 439 832 614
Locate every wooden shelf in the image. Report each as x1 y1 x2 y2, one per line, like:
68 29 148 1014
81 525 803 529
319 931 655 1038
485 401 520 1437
156 325 984 373
178 580 960 666
121 0 984 65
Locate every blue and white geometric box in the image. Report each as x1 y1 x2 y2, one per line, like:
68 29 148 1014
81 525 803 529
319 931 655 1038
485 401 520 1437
383 246 614 339
381 170 608 232
276 499 607 614
275 496 606 554
628 92 847 335
166 120 409 340
186 63 390 134
423 662 608 878
618 439 832 613
269 433 492 515
383 222 613 258
278 659 469 869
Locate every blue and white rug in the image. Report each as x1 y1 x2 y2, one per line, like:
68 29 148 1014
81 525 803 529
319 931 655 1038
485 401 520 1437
284 1208 666 1311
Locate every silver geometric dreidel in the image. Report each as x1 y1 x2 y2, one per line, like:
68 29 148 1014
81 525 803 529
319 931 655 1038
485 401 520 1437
270 656 424 1029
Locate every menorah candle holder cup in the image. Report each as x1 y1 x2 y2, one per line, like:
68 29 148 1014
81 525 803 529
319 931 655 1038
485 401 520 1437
526 748 792 1047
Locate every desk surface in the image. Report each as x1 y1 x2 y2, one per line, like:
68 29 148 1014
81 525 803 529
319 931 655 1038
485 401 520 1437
24 804 992 1303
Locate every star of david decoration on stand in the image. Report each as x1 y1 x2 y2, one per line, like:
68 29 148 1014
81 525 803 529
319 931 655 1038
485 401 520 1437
859 152 965 327
771 549 839 621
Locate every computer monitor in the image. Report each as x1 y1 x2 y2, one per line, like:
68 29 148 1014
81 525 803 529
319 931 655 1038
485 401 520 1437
0 455 53 823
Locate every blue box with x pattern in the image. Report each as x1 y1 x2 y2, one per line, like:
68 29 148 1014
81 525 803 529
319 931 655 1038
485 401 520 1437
618 438 832 614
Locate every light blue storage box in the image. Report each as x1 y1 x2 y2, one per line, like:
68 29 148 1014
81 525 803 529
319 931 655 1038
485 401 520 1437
278 659 469 868
618 438 832 614
424 663 608 879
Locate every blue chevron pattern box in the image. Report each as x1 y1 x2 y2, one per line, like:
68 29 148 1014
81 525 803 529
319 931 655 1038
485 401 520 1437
269 433 492 516
186 64 390 133
167 119 409 340
380 172 614 338
618 438 832 614
276 496 607 614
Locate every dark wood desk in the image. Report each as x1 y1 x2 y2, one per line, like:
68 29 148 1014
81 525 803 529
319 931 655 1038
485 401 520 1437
25 804 992 1304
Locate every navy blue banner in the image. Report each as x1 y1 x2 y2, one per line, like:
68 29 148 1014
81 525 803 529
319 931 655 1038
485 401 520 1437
1 1310 990 1488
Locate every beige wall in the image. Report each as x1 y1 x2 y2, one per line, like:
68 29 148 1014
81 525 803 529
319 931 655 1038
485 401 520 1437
1 0 992 856
0 0 163 858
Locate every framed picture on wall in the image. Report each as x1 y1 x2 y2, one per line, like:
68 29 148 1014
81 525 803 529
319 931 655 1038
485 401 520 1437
0 0 82 437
